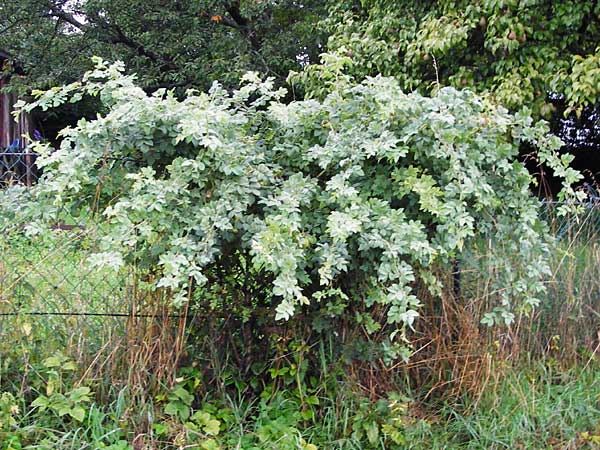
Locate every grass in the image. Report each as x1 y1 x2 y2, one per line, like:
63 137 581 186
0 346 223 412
0 359 597 449
433 364 600 449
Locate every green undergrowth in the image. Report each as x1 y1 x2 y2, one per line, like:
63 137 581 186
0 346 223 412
0 354 598 449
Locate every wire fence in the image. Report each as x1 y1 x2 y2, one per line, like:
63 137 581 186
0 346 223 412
542 188 600 242
1 228 130 314
0 142 185 372
0 150 39 188
0 220 138 365
0 152 173 369
0 154 129 339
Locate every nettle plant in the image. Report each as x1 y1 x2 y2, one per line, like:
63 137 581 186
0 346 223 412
8 59 580 355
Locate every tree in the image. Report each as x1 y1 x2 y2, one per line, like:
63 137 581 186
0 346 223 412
0 0 326 93
294 0 600 118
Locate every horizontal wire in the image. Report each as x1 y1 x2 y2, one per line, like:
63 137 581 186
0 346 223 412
0 311 187 318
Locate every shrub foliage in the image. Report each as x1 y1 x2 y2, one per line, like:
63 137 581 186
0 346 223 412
4 60 581 357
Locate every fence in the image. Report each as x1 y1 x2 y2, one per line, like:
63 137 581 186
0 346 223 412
0 150 185 385
0 220 133 366
0 151 181 380
0 150 39 187
542 187 600 242
0 213 187 392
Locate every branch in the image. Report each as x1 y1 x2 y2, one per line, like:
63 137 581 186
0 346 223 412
0 19 23 36
47 4 178 72
223 1 261 51
48 5 88 31
110 24 178 71
224 0 249 27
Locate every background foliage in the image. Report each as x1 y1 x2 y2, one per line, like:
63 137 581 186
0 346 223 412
0 0 326 93
294 0 600 119
5 0 600 119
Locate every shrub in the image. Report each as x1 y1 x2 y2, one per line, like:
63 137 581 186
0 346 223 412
5 59 581 359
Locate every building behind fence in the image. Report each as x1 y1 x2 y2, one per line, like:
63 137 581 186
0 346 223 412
0 55 38 187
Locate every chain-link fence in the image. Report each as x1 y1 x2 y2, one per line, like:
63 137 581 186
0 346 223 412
0 212 184 391
542 193 600 242
0 144 186 383
0 151 39 188
0 218 137 369
0 152 129 357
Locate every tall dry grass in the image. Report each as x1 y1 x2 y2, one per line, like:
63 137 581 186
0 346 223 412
381 201 600 402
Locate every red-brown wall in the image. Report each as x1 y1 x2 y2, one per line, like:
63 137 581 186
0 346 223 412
0 77 32 149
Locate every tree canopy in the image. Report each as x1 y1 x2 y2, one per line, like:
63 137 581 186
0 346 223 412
3 1 600 120
295 0 600 119
0 0 326 93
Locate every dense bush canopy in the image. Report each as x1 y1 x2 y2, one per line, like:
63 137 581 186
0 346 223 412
3 61 581 358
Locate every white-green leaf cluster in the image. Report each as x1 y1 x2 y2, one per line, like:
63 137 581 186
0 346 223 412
3 61 578 345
